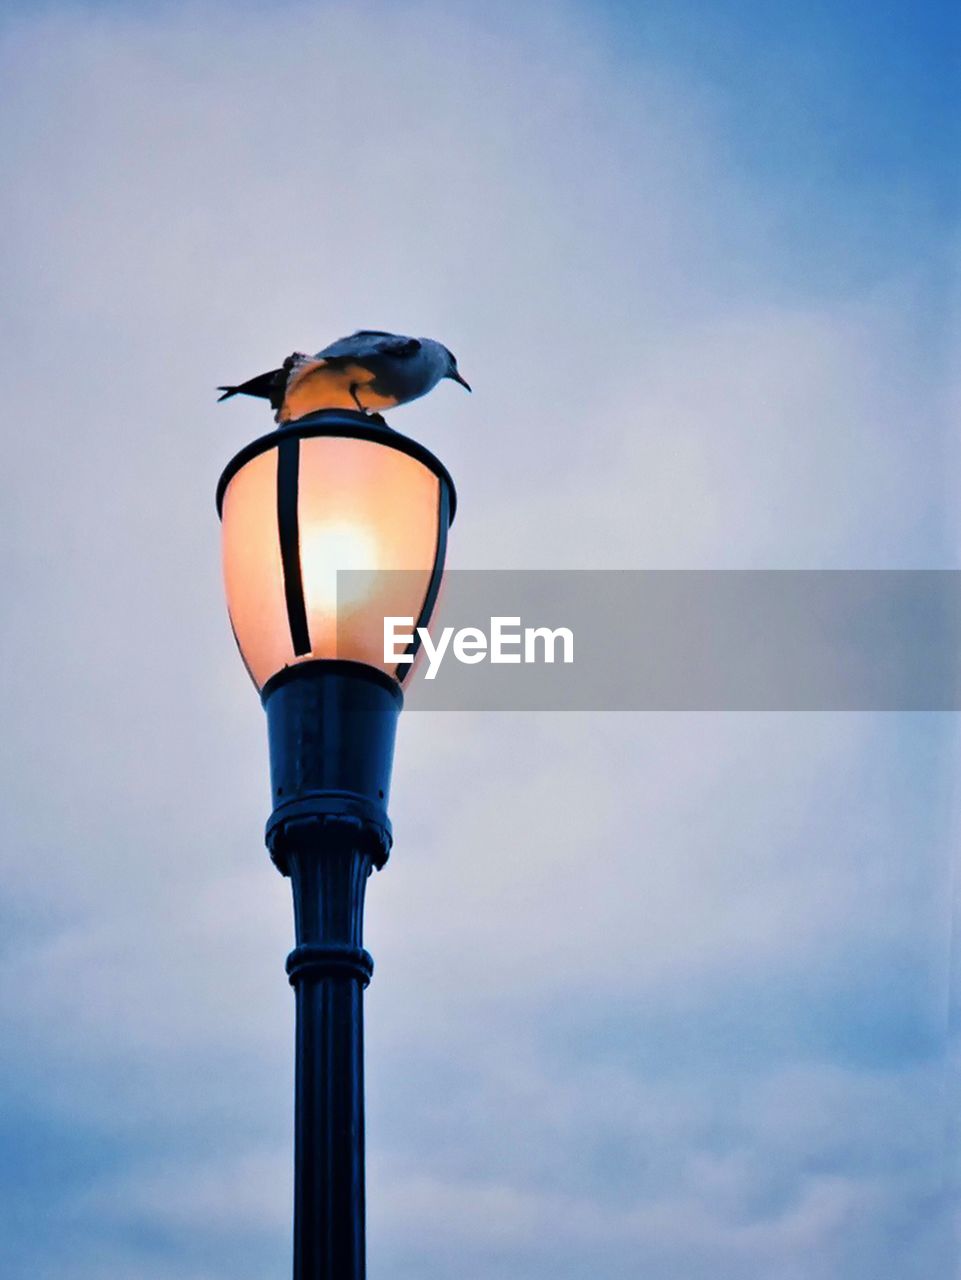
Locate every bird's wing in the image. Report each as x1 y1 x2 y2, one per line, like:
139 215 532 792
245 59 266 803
315 331 421 362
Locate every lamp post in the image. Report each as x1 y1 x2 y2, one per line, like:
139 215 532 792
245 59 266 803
216 409 455 1279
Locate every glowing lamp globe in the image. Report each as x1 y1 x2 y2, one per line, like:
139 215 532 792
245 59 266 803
216 410 456 693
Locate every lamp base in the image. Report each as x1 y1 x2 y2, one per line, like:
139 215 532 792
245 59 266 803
263 659 402 875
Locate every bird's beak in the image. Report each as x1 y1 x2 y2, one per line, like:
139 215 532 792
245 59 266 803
449 369 472 392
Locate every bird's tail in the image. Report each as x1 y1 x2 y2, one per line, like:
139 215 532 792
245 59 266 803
216 368 284 404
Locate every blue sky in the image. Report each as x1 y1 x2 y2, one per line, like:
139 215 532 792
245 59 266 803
0 2 958 1277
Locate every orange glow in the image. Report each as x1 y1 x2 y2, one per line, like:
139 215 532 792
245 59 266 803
298 520 380 613
280 361 400 421
220 433 444 690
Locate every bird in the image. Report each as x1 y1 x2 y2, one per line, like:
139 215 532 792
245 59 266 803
217 330 471 423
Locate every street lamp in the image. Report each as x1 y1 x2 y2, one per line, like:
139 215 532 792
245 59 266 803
216 408 456 1280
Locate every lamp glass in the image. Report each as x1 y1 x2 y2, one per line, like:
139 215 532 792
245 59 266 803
221 432 445 690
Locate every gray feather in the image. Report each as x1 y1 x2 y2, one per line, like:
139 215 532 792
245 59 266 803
315 331 421 362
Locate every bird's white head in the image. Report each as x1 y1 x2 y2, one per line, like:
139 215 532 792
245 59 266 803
423 339 471 392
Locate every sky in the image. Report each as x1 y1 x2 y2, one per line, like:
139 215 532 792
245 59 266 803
0 1 959 1277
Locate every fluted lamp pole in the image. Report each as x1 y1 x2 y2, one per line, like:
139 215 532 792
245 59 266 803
216 409 456 1279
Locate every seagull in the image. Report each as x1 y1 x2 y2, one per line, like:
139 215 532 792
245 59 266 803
217 330 471 423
